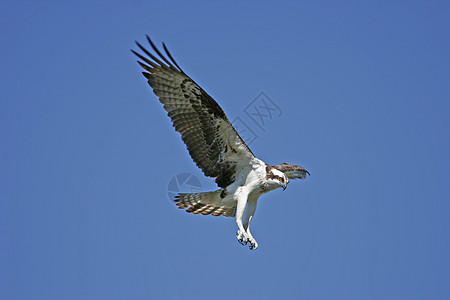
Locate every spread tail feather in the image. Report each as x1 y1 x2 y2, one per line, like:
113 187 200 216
174 190 236 217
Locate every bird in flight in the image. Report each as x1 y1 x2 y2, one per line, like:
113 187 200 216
132 36 309 250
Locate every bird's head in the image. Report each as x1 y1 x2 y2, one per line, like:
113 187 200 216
272 163 310 180
266 166 289 191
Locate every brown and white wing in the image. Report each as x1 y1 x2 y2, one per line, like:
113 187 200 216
132 36 255 188
272 163 310 179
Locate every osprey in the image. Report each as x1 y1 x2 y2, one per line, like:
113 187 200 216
132 36 309 250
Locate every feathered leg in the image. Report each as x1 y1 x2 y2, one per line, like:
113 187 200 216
235 188 250 245
243 198 258 250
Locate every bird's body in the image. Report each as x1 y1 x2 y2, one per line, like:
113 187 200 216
132 36 309 249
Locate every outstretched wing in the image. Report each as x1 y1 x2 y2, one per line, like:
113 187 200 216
132 36 255 188
272 163 310 179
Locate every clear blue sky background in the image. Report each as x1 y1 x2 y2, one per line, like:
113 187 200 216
1 1 449 299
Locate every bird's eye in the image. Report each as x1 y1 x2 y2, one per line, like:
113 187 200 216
279 177 284 183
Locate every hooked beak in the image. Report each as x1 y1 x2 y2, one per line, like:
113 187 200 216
282 183 287 191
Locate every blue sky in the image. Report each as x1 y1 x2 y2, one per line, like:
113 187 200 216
1 0 449 299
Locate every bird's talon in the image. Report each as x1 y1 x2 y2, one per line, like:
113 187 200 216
236 230 250 246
